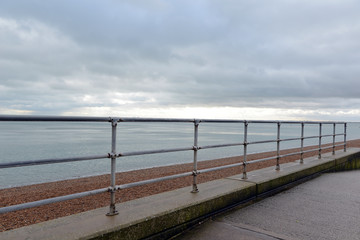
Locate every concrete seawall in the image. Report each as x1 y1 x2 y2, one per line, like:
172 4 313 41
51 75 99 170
1 148 360 240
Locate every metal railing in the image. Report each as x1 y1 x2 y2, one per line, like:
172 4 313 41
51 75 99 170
0 115 347 215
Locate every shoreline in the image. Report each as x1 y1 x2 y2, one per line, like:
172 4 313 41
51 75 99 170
1 139 359 232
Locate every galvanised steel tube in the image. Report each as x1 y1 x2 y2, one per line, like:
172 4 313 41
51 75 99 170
119 117 194 123
107 119 119 216
242 121 248 179
344 123 347 152
293 121 345 124
0 115 346 125
191 120 200 193
318 123 322 159
276 122 281 170
0 115 110 122
301 122 304 163
246 120 345 124
188 119 343 124
199 119 245 123
199 142 244 150
303 135 321 140
321 134 335 138
118 147 194 157
322 145 336 151
333 123 336 155
280 137 302 142
0 187 109 214
247 139 278 145
0 154 109 169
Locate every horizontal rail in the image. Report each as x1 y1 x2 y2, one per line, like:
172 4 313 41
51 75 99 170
0 115 346 124
0 154 109 169
119 117 195 123
118 147 194 157
0 115 111 122
200 119 346 124
248 139 278 145
200 142 244 150
281 137 302 142
303 135 321 140
0 188 109 214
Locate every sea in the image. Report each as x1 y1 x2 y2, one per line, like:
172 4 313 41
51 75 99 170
1 121 359 189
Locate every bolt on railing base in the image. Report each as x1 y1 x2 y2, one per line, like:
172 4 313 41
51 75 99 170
106 205 119 216
191 184 199 193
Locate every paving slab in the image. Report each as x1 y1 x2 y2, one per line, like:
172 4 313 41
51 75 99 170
171 219 292 240
175 170 360 240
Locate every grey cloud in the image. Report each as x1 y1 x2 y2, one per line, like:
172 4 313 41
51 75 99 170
0 1 360 118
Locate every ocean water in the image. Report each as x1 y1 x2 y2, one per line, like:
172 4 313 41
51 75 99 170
0 121 359 189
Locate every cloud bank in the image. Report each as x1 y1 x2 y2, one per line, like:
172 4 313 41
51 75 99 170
1 0 360 120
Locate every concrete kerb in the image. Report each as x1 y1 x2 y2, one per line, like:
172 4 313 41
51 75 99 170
334 150 360 171
1 148 360 240
229 149 358 196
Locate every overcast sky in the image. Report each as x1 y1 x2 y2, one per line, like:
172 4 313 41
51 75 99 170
0 1 359 121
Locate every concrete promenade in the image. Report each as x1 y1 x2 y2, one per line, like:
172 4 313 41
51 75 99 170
1 148 360 239
174 170 360 240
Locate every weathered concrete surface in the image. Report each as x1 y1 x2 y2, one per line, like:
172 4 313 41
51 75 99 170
0 178 256 240
175 170 360 240
230 148 360 196
1 148 360 240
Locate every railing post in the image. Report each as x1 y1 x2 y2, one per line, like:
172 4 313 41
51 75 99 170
107 119 119 216
332 123 336 155
276 122 281 170
242 121 248 179
191 120 200 193
300 122 304 164
344 123 347 152
318 123 322 159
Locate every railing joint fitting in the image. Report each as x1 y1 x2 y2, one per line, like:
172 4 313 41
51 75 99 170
192 170 199 176
107 186 116 193
109 118 120 127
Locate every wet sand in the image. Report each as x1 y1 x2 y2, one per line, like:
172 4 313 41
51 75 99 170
1 140 359 232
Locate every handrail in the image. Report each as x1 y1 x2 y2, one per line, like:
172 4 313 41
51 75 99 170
0 115 347 216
